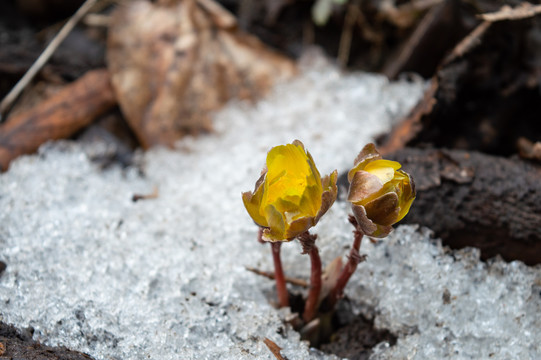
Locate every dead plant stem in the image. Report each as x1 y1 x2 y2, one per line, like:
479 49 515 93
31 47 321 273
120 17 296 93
0 0 99 120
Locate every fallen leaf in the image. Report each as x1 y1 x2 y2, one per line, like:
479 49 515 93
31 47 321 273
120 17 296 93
0 69 116 171
107 0 296 148
518 137 541 162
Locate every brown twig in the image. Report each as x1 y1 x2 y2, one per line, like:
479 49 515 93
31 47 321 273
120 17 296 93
132 187 159 202
338 0 360 68
479 2 541 22
263 338 286 360
0 0 100 119
245 267 308 288
442 20 491 66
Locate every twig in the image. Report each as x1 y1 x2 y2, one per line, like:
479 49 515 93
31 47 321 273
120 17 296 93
132 187 159 202
442 20 491 66
479 2 541 22
245 267 308 288
0 0 100 120
83 13 111 27
337 0 360 68
263 338 286 360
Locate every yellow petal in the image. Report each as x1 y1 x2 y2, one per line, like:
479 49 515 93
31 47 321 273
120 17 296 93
243 140 334 241
396 196 415 222
299 184 321 217
395 171 416 222
364 160 401 184
263 204 287 241
348 144 382 182
242 191 268 227
265 143 312 205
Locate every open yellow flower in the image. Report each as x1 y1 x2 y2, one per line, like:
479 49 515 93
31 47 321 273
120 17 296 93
243 140 337 242
347 143 415 237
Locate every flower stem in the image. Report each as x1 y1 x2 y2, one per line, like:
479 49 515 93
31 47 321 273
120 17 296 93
298 232 322 323
271 241 289 308
326 216 365 309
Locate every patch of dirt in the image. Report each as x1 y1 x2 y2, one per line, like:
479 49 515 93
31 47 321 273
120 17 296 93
0 321 94 360
320 312 396 360
282 289 397 358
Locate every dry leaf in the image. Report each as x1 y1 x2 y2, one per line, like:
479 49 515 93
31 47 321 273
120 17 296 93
518 137 541 162
107 0 296 148
0 69 116 171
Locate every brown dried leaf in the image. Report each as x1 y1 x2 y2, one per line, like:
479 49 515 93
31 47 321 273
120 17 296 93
107 0 297 148
518 137 541 162
0 69 116 171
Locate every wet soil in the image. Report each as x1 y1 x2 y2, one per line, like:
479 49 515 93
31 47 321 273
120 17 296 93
0 321 94 360
284 290 397 359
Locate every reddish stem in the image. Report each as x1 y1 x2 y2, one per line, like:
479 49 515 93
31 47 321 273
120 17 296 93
271 241 289 308
300 233 322 323
327 228 364 310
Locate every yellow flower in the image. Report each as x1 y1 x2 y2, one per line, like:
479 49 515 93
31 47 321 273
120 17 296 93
347 143 415 237
242 140 338 242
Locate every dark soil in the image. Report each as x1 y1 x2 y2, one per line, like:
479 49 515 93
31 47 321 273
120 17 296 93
0 321 94 360
320 312 396 360
283 290 396 358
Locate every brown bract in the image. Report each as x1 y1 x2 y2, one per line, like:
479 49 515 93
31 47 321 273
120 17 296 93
107 0 297 148
347 143 415 238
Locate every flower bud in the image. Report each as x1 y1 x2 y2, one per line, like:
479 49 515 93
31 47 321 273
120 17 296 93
347 143 415 237
242 140 337 242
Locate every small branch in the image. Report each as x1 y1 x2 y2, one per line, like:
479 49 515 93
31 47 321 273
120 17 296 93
263 338 286 360
0 0 99 119
442 21 491 66
337 0 360 68
326 216 366 309
132 187 159 202
271 242 290 308
298 232 322 323
479 3 541 22
245 267 308 288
